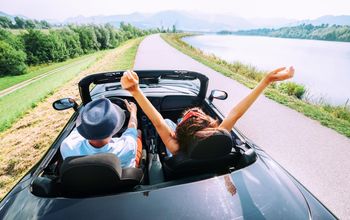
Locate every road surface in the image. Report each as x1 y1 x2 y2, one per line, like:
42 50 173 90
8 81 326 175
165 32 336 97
134 34 350 218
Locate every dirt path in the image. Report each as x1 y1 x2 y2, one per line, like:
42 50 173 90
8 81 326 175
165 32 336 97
134 34 350 219
0 42 136 199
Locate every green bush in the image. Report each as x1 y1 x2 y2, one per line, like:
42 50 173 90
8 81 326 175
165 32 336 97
0 16 51 29
0 41 27 76
22 29 69 64
0 23 154 73
0 17 13 29
0 28 24 51
278 82 306 99
57 28 83 58
322 104 350 122
71 26 99 53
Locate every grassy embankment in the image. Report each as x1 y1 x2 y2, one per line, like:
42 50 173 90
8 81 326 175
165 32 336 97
0 53 99 91
0 37 143 199
161 33 350 138
0 53 103 132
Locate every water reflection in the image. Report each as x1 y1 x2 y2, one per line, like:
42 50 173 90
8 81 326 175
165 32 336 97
184 35 350 105
224 175 237 196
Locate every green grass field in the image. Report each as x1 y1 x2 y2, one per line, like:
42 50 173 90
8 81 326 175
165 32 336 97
0 51 106 132
161 33 350 138
0 53 101 91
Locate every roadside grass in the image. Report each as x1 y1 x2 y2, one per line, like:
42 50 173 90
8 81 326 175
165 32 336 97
110 37 141 70
0 53 99 91
0 37 144 200
0 52 105 132
161 33 350 138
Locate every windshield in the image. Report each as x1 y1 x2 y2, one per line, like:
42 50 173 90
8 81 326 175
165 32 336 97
90 77 201 97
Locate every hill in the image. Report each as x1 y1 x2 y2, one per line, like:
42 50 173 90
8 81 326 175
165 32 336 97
1 10 350 32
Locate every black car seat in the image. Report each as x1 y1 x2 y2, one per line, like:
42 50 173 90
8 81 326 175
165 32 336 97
60 153 143 196
163 129 239 179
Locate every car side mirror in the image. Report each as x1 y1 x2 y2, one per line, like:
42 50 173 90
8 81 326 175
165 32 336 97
208 90 228 102
53 98 78 111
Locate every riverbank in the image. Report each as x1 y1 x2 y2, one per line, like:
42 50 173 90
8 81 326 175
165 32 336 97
0 37 143 200
161 33 350 138
222 24 350 43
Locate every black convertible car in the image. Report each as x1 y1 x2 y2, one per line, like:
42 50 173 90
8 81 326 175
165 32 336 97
0 70 337 219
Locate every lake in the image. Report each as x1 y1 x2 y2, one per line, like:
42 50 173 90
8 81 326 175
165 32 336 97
183 35 350 105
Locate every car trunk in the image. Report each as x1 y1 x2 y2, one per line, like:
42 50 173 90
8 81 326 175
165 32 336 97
0 153 311 220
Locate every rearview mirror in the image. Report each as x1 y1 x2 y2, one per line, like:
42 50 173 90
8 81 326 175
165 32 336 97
53 98 78 111
208 90 228 102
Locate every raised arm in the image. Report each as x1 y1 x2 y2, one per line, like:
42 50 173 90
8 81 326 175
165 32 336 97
121 70 179 154
123 100 138 129
219 66 294 131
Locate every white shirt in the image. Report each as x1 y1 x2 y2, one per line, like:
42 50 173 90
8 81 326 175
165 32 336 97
60 128 138 168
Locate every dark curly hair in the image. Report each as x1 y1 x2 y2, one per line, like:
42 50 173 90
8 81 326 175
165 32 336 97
175 107 220 153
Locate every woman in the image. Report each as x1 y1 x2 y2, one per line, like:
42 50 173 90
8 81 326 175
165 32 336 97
121 67 294 155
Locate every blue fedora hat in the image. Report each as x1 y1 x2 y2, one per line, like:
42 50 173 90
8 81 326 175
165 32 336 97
76 98 126 140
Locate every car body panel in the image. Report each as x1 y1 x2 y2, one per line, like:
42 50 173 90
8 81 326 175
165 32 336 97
0 70 337 219
1 150 336 219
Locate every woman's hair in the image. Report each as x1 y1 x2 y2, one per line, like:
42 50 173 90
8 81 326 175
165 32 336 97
175 107 220 153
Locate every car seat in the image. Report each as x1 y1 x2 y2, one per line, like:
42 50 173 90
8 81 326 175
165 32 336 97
60 153 143 196
162 129 239 179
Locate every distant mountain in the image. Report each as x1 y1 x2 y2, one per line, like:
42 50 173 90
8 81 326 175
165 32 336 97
0 11 28 21
292 15 350 26
0 11 12 18
249 17 296 28
63 10 297 32
1 10 350 31
64 12 149 25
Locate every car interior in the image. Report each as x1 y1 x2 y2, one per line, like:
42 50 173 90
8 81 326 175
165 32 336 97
31 72 257 198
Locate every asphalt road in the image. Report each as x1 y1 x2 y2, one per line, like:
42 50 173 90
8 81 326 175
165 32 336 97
133 34 350 218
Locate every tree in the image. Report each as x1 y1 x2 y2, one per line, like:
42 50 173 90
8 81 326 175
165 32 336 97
40 20 51 29
0 41 27 76
22 29 67 64
0 28 24 50
0 23 153 68
0 16 13 28
48 31 69 61
14 16 26 29
94 25 112 49
58 28 82 58
24 20 36 29
105 24 118 47
71 25 99 53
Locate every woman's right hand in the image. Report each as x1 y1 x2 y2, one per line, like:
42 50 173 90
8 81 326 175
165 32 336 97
264 66 295 84
121 70 139 94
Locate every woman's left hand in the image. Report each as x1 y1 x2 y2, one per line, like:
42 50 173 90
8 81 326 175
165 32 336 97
265 66 295 83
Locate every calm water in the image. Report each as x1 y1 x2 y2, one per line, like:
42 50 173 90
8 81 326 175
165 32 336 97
183 35 350 105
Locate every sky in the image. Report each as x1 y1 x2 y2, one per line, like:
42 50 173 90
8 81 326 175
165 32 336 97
1 0 349 21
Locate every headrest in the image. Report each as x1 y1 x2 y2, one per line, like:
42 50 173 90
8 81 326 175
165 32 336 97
60 153 122 195
187 129 233 159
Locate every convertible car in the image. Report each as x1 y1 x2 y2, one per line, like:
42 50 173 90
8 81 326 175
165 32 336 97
0 70 337 219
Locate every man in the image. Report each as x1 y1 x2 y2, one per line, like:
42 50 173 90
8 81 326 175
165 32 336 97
60 98 142 168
